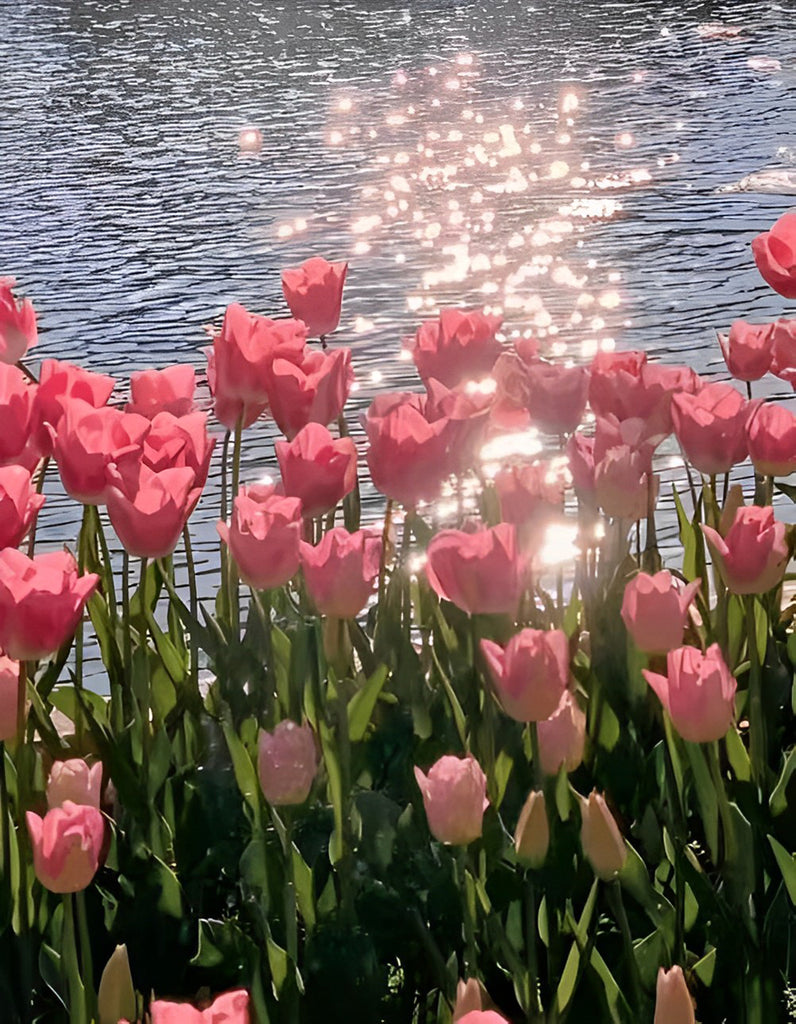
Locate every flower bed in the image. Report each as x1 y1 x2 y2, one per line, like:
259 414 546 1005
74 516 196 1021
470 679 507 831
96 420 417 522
0 214 794 1023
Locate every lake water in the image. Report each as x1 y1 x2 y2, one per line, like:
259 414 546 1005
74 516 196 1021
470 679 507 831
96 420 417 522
2 0 796 669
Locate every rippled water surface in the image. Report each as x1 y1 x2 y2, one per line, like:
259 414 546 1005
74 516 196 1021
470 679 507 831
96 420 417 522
2 0 796 674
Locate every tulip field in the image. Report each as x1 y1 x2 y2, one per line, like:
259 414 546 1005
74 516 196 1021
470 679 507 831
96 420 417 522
0 212 794 1024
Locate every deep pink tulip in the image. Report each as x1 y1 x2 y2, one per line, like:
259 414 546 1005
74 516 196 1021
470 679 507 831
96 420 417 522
149 988 250 1023
701 505 788 594
412 308 503 386
281 257 348 339
752 210 796 299
0 465 45 550
589 351 698 434
770 318 796 386
414 755 489 845
276 423 357 518
480 629 569 722
217 484 302 591
47 759 103 809
490 350 532 430
594 444 656 521
453 979 489 1022
52 399 150 505
299 527 382 618
257 721 317 806
425 523 524 616
494 460 566 542
747 402 796 476
207 303 306 429
141 411 215 511
566 432 596 500
0 363 41 470
0 277 36 364
106 462 196 560
671 382 751 476
364 393 453 508
643 644 737 743
654 966 696 1024
718 320 774 381
423 378 492 475
127 365 196 418
537 690 586 775
588 349 647 419
26 801 105 893
621 571 701 654
457 1013 510 1024
0 656 21 741
267 347 353 439
0 549 99 660
34 359 116 455
579 790 627 880
525 361 589 435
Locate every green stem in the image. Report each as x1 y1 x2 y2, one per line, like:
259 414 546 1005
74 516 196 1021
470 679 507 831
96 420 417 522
456 846 478 977
743 596 767 790
607 880 642 1015
707 741 736 865
183 525 199 696
16 663 33 1023
75 890 96 1021
378 499 393 610
120 550 132 728
525 874 542 1020
62 894 86 1024
26 456 49 557
229 417 244 636
93 505 117 616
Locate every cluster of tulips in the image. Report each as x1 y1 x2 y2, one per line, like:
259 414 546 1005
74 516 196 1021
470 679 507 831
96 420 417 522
0 208 794 1024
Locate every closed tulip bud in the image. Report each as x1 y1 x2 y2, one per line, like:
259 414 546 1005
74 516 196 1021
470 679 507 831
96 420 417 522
426 523 525 617
300 527 382 618
0 277 37 363
480 629 569 722
127 364 196 419
414 755 489 846
106 462 196 560
643 644 737 744
0 465 45 551
457 1013 510 1024
412 307 503 387
0 656 21 742
770 318 796 385
26 801 105 893
537 690 586 775
594 445 655 522
525 361 589 435
267 347 353 440
621 571 701 654
257 721 317 806
747 402 796 477
47 758 103 809
654 966 696 1024
453 979 487 1021
752 210 796 300
701 505 788 595
514 790 549 868
671 382 750 476
579 791 627 880
97 944 137 1024
276 422 357 517
218 484 302 591
718 320 774 381
0 363 42 471
281 257 348 339
150 988 251 1023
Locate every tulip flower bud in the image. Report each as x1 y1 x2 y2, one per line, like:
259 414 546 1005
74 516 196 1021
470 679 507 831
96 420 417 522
752 210 796 300
150 988 250 1022
480 628 569 722
457 1012 510 1024
26 801 105 893
643 644 737 744
654 966 696 1024
97 944 137 1024
514 790 549 869
257 721 317 806
414 755 489 846
0 277 37 364
620 571 700 654
702 505 788 596
537 690 586 776
453 978 487 1021
579 791 627 880
281 257 348 339
47 758 103 809
0 656 22 742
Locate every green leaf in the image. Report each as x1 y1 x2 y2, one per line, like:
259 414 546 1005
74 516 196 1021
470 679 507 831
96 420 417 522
291 843 315 931
768 835 796 905
770 746 796 817
684 742 719 863
347 665 389 742
693 946 717 987
266 934 289 997
221 718 262 828
725 727 751 783
151 854 184 917
619 842 675 944
493 749 513 809
319 719 345 865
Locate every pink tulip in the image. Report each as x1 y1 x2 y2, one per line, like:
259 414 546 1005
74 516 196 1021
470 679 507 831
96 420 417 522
0 277 36 364
579 791 627 880
453 979 489 1021
537 690 586 775
257 721 317 806
525 361 589 435
217 484 302 591
588 350 646 419
0 656 21 741
654 966 696 1024
26 801 105 893
412 308 503 386
47 759 103 809
426 523 525 617
127 365 196 418
718 320 774 381
671 382 751 476
752 210 796 299
34 359 116 455
589 351 698 434
643 644 737 743
747 402 796 476
490 349 532 430
364 393 453 508
457 1013 510 1024
299 527 382 618
207 304 306 429
141 411 215 511
281 257 348 339
0 465 45 550
594 444 656 521
52 399 150 505
0 363 41 471
276 423 357 518
414 755 489 845
494 460 566 538
514 790 549 868
266 347 353 439
0 549 99 661
566 432 596 501
106 462 195 560
770 318 796 386
593 414 663 469
621 571 700 654
423 378 492 475
150 988 250 1023
701 505 787 595
480 629 569 722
